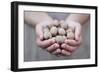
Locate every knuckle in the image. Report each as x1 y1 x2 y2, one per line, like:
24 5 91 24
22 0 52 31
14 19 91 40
67 46 75 52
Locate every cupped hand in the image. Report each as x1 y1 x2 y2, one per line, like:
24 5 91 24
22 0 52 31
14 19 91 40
35 20 61 55
60 20 82 56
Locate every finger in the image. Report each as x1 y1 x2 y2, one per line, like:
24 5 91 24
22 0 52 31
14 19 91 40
61 43 77 52
59 20 64 24
75 24 81 41
64 37 82 46
46 43 59 52
35 25 43 40
52 48 61 55
65 21 75 31
36 38 55 48
42 20 54 28
61 50 71 56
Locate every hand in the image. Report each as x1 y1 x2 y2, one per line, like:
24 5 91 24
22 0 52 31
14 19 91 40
35 20 61 55
60 20 82 56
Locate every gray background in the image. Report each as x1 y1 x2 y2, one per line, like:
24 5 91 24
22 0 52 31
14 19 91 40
24 12 90 62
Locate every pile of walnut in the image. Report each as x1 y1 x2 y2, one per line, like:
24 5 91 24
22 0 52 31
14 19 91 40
43 20 75 44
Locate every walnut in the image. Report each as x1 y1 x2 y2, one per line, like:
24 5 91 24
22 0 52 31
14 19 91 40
67 32 74 39
66 28 74 39
55 35 65 43
58 28 66 35
62 35 66 40
43 31 52 40
50 26 58 36
60 20 67 29
53 19 59 26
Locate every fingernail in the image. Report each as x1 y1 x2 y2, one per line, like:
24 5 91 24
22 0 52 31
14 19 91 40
64 40 67 43
51 39 55 43
58 49 61 53
55 44 59 48
63 44 66 48
62 50 71 56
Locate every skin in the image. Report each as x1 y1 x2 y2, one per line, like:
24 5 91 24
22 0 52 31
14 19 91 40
60 14 89 56
25 12 60 55
25 12 89 56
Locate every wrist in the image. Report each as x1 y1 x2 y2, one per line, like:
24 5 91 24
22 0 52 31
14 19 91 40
65 20 81 25
36 14 53 24
65 20 82 32
37 19 53 28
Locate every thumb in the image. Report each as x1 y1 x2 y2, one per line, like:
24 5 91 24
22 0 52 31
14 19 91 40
35 25 43 40
75 24 81 41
